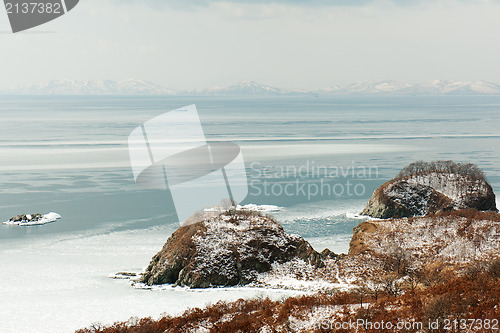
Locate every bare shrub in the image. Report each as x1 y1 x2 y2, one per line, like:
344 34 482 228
463 262 485 281
397 160 486 181
435 209 500 222
77 268 500 333
382 243 409 275
424 296 452 325
381 274 403 298
487 258 500 279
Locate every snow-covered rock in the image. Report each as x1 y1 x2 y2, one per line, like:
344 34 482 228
361 161 496 219
139 210 323 288
338 209 500 285
2 212 61 226
348 211 500 263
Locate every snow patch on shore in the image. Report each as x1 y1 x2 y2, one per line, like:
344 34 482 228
251 259 357 292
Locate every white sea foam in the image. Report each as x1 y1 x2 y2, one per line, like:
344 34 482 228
204 204 281 213
275 199 366 222
305 235 352 254
237 204 281 212
345 212 380 220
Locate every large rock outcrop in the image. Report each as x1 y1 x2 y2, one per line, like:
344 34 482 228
337 209 500 284
361 161 497 219
140 210 323 288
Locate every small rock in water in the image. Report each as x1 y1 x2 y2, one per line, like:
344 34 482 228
3 212 61 226
109 272 139 280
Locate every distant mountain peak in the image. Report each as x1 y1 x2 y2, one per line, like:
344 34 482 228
186 80 285 96
1 79 176 96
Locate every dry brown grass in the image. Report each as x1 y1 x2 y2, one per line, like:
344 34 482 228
76 259 500 333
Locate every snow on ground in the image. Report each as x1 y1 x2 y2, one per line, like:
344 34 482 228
288 303 366 332
353 215 500 269
251 259 357 292
404 172 491 208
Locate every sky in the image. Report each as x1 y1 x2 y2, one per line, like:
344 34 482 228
0 0 500 90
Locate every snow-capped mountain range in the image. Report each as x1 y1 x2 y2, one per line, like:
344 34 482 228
316 79 500 96
184 81 309 96
1 79 176 96
2 79 500 96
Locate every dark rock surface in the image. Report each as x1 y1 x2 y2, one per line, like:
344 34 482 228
10 213 42 222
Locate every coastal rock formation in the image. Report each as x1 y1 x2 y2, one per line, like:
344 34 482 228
338 209 500 285
140 210 323 288
349 209 500 262
361 161 497 218
82 208 500 333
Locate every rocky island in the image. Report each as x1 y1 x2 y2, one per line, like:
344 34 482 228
361 160 497 218
139 209 324 288
2 212 61 226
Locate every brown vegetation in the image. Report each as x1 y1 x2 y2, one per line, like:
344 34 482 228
429 208 500 222
77 259 500 333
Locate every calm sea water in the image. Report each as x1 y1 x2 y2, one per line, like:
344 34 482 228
1 95 500 333
0 95 500 245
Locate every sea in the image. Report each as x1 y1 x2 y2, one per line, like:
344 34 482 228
1 95 499 332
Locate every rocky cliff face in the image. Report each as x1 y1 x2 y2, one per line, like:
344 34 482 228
361 171 496 219
337 209 500 284
349 210 500 263
140 210 323 288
